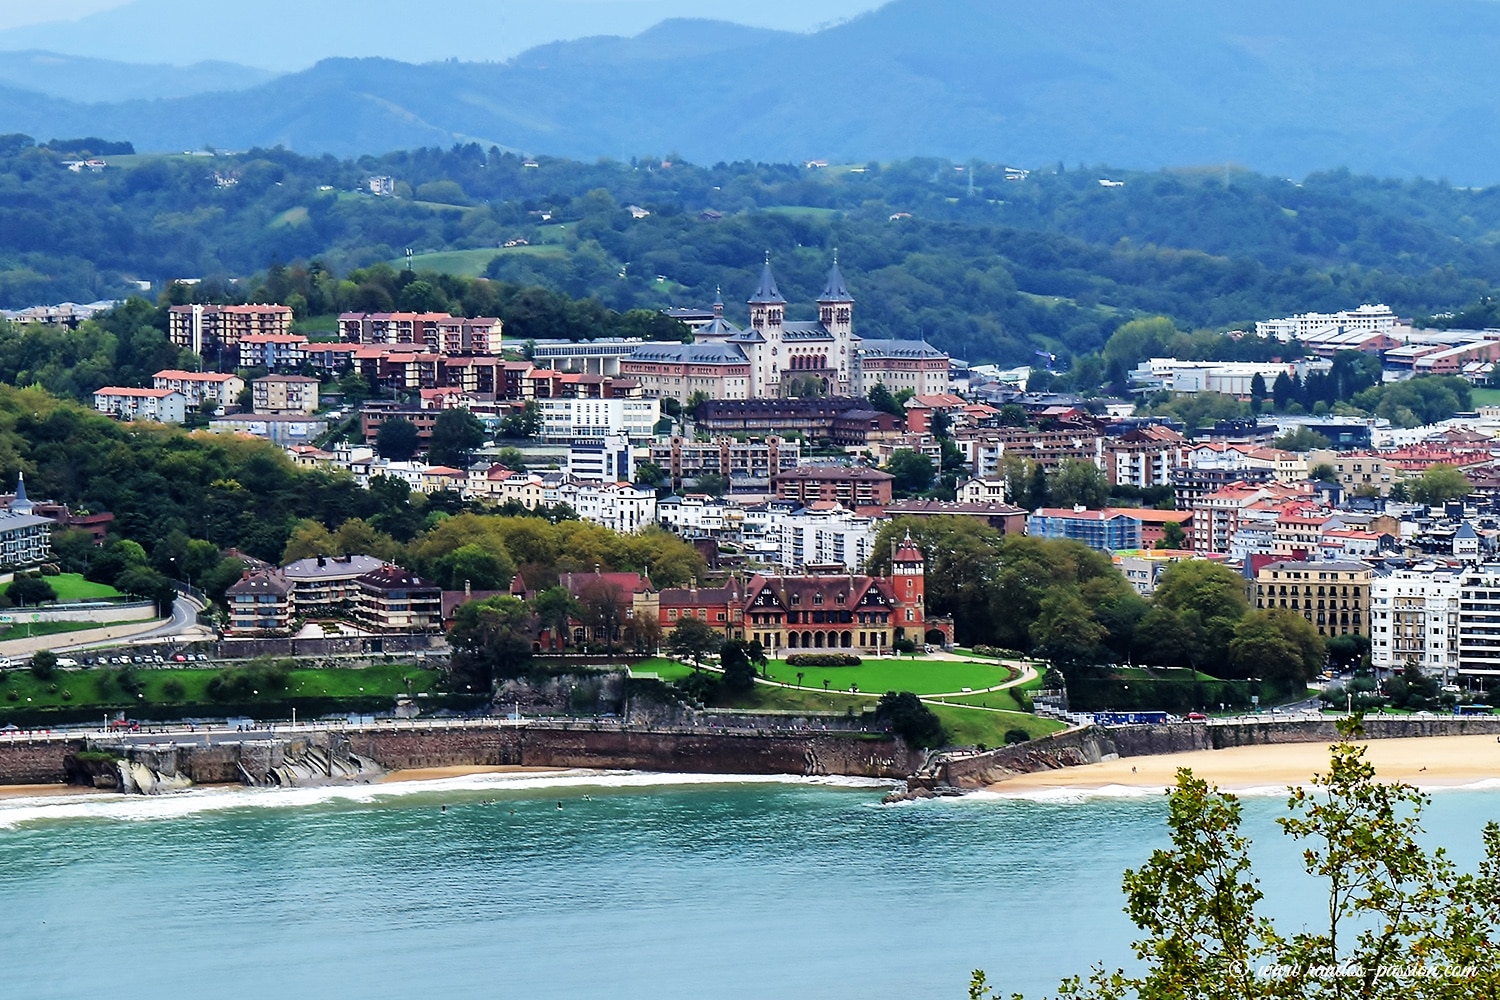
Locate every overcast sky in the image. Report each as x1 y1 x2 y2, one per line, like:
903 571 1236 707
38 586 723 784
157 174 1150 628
0 0 890 67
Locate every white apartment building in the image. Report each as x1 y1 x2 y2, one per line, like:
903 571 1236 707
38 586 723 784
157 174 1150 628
1457 565 1500 677
94 387 187 424
1255 304 1398 342
1372 565 1462 678
1129 358 1331 397
657 495 741 536
536 397 660 444
567 435 636 483
775 504 879 572
556 481 657 534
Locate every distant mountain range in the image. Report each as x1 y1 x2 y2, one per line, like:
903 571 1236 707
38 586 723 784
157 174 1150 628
5 0 1500 183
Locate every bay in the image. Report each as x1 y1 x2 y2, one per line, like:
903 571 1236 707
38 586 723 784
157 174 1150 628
0 773 1495 1000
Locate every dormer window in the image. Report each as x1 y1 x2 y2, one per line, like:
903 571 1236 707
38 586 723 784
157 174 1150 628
791 593 800 605
813 593 823 605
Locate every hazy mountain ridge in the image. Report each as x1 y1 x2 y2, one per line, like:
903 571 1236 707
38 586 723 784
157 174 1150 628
0 50 275 103
5 1 1500 181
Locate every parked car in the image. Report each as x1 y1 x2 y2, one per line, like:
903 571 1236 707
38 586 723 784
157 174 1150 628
1186 712 1208 722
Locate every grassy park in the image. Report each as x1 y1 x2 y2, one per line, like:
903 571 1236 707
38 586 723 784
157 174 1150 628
631 654 1060 746
762 657 1019 695
0 662 441 717
4 573 122 603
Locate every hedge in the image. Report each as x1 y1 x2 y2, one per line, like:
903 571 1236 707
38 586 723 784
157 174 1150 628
784 653 863 667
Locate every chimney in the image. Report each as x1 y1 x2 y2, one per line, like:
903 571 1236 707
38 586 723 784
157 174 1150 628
317 555 326 567
465 578 472 598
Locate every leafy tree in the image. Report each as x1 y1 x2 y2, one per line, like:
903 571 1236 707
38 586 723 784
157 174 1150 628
498 400 541 440
1135 604 1207 671
997 404 1027 427
667 616 721 668
30 649 57 680
719 639 764 695
432 542 512 591
1273 426 1332 452
1249 372 1267 414
1160 520 1187 550
635 461 668 489
1152 559 1249 652
982 737 1500 1000
692 472 729 497
6 574 56 606
874 690 945 748
885 449 935 497
375 417 421 461
1049 458 1109 509
427 408 486 469
1025 461 1050 511
528 585 577 648
1408 463 1471 505
867 382 903 417
1228 608 1325 685
1030 588 1109 671
623 609 663 653
448 595 535 689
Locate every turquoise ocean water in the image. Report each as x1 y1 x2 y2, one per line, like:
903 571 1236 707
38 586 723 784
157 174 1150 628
1 772 1496 1000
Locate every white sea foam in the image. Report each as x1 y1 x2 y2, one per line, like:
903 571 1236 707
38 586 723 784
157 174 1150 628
0 771 891 830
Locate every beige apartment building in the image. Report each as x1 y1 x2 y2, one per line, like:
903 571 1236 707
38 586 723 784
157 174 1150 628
1253 559 1372 637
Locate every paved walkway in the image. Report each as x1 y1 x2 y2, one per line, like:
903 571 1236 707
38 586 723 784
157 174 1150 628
0 595 210 658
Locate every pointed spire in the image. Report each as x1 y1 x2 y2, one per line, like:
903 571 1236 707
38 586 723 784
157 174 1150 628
819 250 852 302
748 252 785 305
713 285 724 318
11 471 31 515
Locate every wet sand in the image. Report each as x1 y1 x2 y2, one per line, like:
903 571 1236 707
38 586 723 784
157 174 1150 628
0 783 107 799
991 735 1500 793
379 765 568 783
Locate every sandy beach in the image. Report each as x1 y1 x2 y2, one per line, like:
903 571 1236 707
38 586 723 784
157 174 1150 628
991 734 1500 793
378 765 567 783
0 783 108 800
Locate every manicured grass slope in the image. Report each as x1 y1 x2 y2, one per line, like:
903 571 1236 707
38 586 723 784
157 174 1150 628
763 657 1017 695
0 663 439 715
8 573 121 602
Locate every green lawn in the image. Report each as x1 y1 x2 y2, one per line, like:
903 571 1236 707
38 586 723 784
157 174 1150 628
763 657 1017 696
1469 387 1500 407
390 245 568 277
0 618 140 642
762 205 841 219
7 573 122 602
269 206 309 228
928 705 1064 745
0 663 440 715
713 683 1064 746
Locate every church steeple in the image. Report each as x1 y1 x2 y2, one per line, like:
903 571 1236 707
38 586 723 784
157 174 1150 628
747 252 785 334
818 251 854 336
818 251 852 304
748 252 786 305
713 285 724 319
11 471 33 516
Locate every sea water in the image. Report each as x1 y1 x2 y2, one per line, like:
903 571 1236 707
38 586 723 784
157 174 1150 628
0 773 1497 1000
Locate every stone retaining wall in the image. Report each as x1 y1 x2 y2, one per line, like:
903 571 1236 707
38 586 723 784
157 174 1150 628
349 726 923 778
0 738 77 783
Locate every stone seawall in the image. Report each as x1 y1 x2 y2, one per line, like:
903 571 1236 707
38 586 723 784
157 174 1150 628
349 727 924 779
903 715 1500 792
1110 716 1500 757
907 726 1120 792
0 738 76 784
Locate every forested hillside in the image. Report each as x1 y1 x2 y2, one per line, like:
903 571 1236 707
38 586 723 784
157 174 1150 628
5 138 1500 366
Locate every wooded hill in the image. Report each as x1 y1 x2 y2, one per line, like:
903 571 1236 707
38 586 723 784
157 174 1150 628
5 138 1500 367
